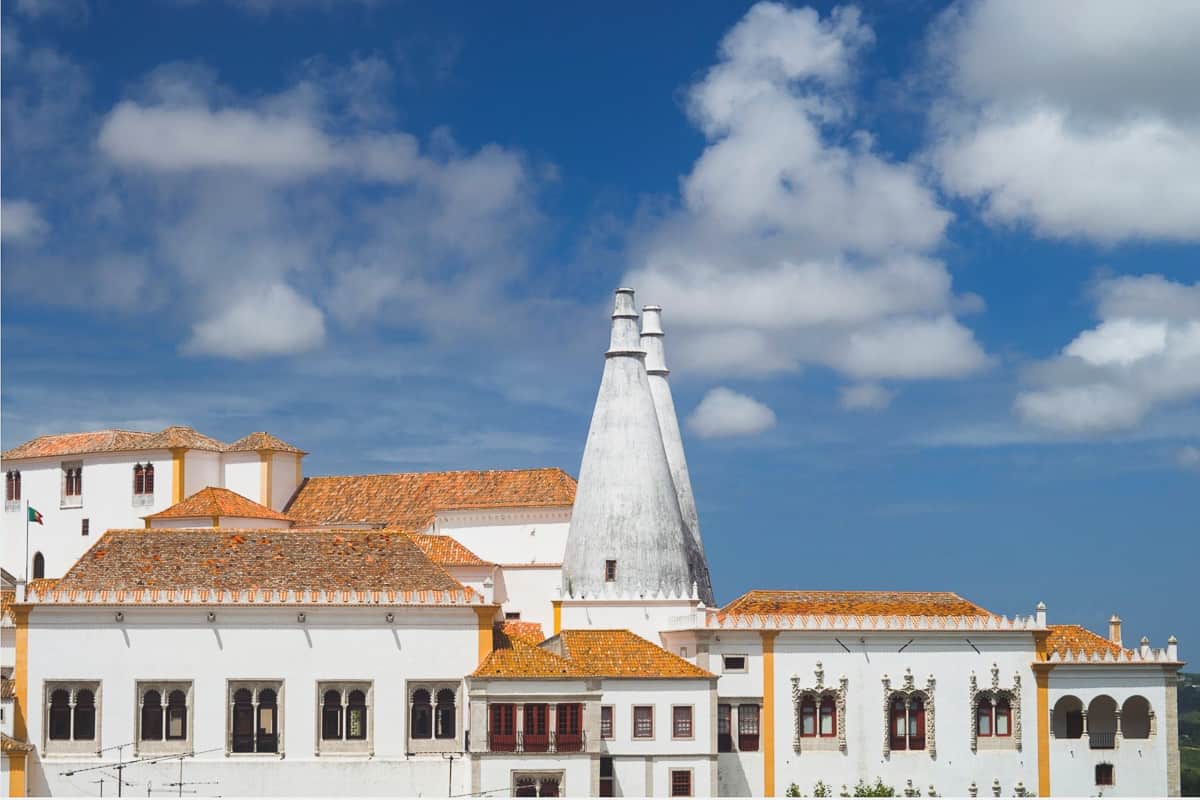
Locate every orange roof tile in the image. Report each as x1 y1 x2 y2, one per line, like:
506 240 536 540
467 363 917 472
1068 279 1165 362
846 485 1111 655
144 487 292 522
472 627 587 678
549 629 714 679
285 468 576 529
1046 624 1132 659
0 590 12 622
501 620 546 644
227 431 306 454
407 533 490 566
139 426 227 452
2 733 34 753
1 677 14 700
721 590 991 617
55 529 464 593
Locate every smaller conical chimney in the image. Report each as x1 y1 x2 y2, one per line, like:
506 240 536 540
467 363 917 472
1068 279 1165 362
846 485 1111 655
1109 615 1122 647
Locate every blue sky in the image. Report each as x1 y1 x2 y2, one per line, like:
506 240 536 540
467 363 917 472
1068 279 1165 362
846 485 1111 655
3 0 1198 650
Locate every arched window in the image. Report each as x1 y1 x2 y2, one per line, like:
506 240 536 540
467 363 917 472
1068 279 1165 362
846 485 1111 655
1121 695 1152 739
33 552 45 580
435 688 456 739
908 696 925 750
232 689 255 752
322 690 342 740
977 695 993 737
133 463 145 495
1053 695 1084 739
890 694 925 751
142 690 164 741
49 689 71 740
5 470 20 502
166 690 187 740
411 689 432 739
145 463 155 494
257 689 278 753
800 695 817 737
995 697 1011 737
819 695 836 737
74 689 97 740
890 696 908 751
347 690 367 740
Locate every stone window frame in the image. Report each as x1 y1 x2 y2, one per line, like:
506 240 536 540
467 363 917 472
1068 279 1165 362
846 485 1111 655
882 668 936 760
406 680 462 753
670 767 694 797
225 679 284 757
135 680 193 756
315 680 373 756
632 704 654 739
671 704 695 740
600 704 614 739
722 654 748 673
61 460 83 508
512 771 565 797
792 661 847 753
969 664 1021 752
42 680 101 756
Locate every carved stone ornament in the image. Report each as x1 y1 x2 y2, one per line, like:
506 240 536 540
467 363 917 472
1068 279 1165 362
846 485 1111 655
791 661 848 753
968 663 1022 752
882 668 936 760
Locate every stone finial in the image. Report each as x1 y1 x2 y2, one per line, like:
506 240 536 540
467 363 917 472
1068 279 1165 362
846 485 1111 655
1140 635 1152 658
1167 635 1178 661
607 288 642 354
1109 614 1122 646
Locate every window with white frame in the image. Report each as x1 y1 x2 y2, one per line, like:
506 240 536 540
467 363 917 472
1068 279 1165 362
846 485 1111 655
228 681 282 754
61 461 83 507
672 705 693 739
132 463 155 507
317 681 372 755
671 769 693 797
137 682 192 754
44 682 100 755
633 705 654 739
722 654 747 673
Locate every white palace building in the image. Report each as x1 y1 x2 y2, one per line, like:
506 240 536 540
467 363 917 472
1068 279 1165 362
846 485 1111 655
0 289 1184 797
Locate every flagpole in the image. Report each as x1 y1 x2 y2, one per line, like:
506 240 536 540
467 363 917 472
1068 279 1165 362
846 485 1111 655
25 498 31 583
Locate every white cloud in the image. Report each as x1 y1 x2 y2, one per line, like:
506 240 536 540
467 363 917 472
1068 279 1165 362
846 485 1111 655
1016 275 1200 433
1177 445 1200 470
840 382 894 411
625 2 986 385
930 0 1200 243
185 282 326 358
1 199 48 242
687 387 778 439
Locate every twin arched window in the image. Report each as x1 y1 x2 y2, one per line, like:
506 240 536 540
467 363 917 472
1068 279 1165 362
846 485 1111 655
48 687 95 741
141 689 187 741
890 694 926 751
977 695 1012 737
410 688 456 740
799 694 837 738
133 463 155 497
322 688 367 741
231 686 277 753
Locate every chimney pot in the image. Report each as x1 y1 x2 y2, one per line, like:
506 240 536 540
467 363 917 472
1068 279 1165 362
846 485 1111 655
1109 614 1122 646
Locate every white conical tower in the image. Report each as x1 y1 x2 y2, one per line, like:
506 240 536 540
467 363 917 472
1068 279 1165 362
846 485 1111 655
641 305 715 605
561 289 700 599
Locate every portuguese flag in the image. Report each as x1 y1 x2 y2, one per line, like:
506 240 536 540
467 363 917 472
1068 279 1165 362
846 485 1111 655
28 506 43 525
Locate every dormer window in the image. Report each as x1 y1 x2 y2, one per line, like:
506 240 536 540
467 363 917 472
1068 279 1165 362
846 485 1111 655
605 560 617 582
132 463 155 506
61 461 82 507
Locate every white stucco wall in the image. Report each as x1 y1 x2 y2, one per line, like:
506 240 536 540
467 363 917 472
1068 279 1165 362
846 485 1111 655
183 451 221 497
221 453 261 507
494 566 562 634
435 508 571 564
22 604 482 797
270 453 302 512
561 598 703 644
1 452 174 579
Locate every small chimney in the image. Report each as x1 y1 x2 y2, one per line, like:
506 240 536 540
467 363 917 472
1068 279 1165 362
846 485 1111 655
1167 635 1178 661
1108 614 1122 646
1140 636 1151 658
1035 601 1047 627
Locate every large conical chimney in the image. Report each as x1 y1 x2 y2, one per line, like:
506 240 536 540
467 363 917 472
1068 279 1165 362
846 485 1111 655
641 305 714 605
561 289 698 599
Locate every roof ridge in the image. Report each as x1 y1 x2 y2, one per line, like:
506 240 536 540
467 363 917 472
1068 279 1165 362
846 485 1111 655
303 466 574 480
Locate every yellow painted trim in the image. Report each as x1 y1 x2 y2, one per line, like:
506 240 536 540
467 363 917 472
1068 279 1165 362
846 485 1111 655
1033 630 1052 797
212 515 220 528
258 450 273 507
170 448 186 503
475 608 495 662
552 600 562 634
295 455 303 490
761 630 778 797
8 751 28 797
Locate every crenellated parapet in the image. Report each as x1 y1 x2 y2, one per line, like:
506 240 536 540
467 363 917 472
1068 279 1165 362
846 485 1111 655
24 585 486 606
663 610 1045 632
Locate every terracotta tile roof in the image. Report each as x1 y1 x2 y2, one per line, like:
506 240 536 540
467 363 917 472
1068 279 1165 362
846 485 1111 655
472 626 587 678
2 425 229 460
28 579 58 595
285 468 577 529
2 733 34 753
550 629 714 679
408 533 490 566
721 590 991 617
1 677 13 700
501 620 545 644
226 431 306 454
0 590 12 622
144 487 292 522
55 529 464 593
1046 624 1131 659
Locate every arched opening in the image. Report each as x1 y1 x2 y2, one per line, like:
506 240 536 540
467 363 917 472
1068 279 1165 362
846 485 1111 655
1052 695 1083 739
232 689 254 752
256 688 278 753
347 689 367 740
33 552 45 580
977 694 993 737
49 689 71 740
800 695 817 737
995 696 1011 737
435 688 455 739
411 689 432 739
819 695 836 737
322 689 342 740
1087 695 1118 749
166 689 187 740
1121 695 1152 739
142 690 164 741
74 688 96 740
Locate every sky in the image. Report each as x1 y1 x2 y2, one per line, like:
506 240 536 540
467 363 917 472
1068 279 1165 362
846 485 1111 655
2 0 1198 650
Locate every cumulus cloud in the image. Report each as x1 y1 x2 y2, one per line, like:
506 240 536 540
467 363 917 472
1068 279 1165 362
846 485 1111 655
930 0 1200 243
1015 275 1200 433
625 2 987 389
840 382 894 411
1 199 49 242
687 387 778 438
185 282 326 358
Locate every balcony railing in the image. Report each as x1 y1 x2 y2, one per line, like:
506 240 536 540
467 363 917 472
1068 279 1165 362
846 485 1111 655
1089 731 1116 750
487 731 587 753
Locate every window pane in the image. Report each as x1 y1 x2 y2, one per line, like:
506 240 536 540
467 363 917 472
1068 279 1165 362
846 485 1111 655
49 690 71 740
167 706 187 740
142 691 164 741
801 705 816 736
74 690 96 740
671 770 692 797
819 697 835 736
673 707 692 738
347 706 366 740
601 706 613 739
634 706 653 738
